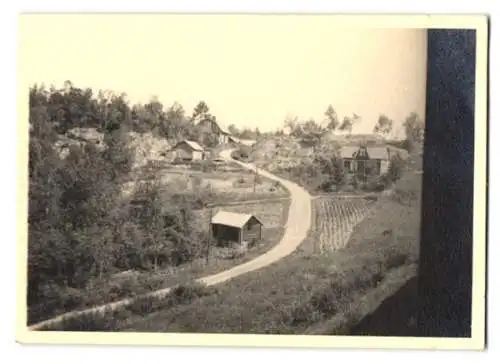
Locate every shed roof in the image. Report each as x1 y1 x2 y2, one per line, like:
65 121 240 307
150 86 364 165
173 140 204 151
211 211 263 229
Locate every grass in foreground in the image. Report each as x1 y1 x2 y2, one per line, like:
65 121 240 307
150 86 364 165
114 171 421 334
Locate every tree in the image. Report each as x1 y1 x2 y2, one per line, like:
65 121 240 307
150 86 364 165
284 115 299 136
403 112 425 151
338 116 353 134
386 153 405 183
163 102 187 139
302 119 322 135
237 128 253 140
192 101 212 124
314 154 345 191
227 124 240 136
324 105 339 131
373 114 393 138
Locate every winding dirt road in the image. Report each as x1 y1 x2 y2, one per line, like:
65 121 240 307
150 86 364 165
28 148 312 331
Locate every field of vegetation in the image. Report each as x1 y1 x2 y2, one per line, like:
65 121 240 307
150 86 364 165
313 197 377 253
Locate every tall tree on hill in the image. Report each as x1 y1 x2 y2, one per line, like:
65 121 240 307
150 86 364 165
324 104 339 131
164 102 188 140
373 114 394 138
141 96 167 136
192 101 212 124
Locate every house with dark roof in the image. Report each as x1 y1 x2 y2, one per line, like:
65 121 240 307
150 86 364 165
340 145 394 176
210 211 263 247
171 140 205 162
196 119 231 145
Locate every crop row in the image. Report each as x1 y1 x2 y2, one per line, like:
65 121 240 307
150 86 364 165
315 198 375 253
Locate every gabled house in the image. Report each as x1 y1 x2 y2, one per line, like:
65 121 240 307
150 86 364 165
196 119 231 145
210 211 263 247
340 145 393 176
171 140 205 162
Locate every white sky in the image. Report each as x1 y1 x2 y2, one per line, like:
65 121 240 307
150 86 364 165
19 14 427 135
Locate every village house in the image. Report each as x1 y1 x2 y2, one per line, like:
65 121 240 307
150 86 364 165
210 211 264 248
197 119 231 145
171 140 205 162
340 145 393 176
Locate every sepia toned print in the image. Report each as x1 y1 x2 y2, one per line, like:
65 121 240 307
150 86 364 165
17 14 487 349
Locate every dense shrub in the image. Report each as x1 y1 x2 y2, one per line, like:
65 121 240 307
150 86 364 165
361 178 386 192
231 146 254 162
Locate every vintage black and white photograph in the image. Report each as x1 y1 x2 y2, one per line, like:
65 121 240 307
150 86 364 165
17 14 487 348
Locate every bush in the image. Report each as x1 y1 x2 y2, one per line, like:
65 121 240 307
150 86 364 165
361 179 386 192
387 154 405 182
171 282 218 303
42 308 131 332
310 286 341 316
231 146 253 162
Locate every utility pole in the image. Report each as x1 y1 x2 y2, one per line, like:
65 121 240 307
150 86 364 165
253 166 258 194
206 208 212 265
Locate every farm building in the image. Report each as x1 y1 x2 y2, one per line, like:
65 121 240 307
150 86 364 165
171 140 205 162
197 119 231 145
210 211 264 247
340 145 394 176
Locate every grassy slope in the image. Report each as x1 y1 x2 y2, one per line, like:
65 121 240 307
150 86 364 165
118 167 421 334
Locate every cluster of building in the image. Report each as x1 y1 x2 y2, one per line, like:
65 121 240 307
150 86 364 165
165 119 406 249
169 118 256 163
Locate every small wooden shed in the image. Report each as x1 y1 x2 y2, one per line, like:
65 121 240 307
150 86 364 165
210 211 264 247
171 140 205 162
